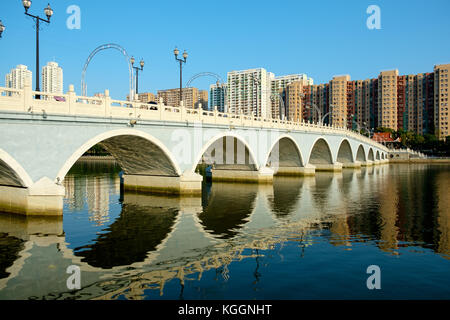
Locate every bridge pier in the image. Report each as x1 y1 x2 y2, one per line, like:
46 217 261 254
361 160 374 167
313 162 343 172
0 177 65 216
122 172 203 195
274 164 316 176
211 167 274 183
342 161 362 169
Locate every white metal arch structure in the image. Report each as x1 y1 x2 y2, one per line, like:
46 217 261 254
185 72 223 88
81 43 134 100
186 72 226 111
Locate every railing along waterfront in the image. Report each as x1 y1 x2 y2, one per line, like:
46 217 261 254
0 85 388 151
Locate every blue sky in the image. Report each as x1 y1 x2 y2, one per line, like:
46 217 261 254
0 0 449 100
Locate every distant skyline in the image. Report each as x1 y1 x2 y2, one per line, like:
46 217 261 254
0 0 449 99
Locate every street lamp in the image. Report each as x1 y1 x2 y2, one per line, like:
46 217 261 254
328 104 337 126
321 112 331 124
0 20 5 38
174 47 188 106
304 102 322 124
350 114 360 131
131 56 145 98
22 1 54 99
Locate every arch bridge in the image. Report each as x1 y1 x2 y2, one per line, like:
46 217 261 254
0 84 389 216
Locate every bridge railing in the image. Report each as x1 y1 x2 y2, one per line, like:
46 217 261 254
0 84 387 151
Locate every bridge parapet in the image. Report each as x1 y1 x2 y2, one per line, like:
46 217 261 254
0 84 386 152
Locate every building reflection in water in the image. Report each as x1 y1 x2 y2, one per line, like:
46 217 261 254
64 160 122 226
0 162 449 299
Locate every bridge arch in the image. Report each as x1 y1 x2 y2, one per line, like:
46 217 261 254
191 132 259 172
336 139 354 164
308 138 333 165
376 150 380 160
355 145 366 162
265 135 304 168
367 148 375 161
0 149 33 188
56 129 182 183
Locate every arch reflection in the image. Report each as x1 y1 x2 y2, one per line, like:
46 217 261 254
268 177 303 219
198 182 257 239
311 173 334 212
0 232 25 279
73 193 179 269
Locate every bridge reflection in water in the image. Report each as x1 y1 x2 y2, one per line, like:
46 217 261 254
0 161 449 300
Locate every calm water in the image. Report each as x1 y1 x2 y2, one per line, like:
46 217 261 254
0 161 449 300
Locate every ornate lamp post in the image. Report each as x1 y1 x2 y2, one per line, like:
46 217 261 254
321 112 331 125
0 20 5 38
305 102 322 124
131 56 144 98
351 114 366 132
173 47 188 106
22 1 54 99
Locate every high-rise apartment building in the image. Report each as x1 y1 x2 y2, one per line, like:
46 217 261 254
5 65 32 95
284 63 448 140
209 82 227 112
285 80 304 122
41 61 63 95
404 75 417 133
397 75 407 130
377 70 398 130
270 74 313 120
302 83 328 123
434 64 450 140
227 68 272 118
226 68 312 120
352 80 363 129
137 92 156 103
198 90 208 110
157 87 202 109
329 75 350 128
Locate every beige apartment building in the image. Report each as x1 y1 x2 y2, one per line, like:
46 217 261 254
285 80 304 122
270 74 312 120
198 90 209 109
329 75 350 128
157 87 206 109
137 92 156 103
434 64 450 140
377 70 398 130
